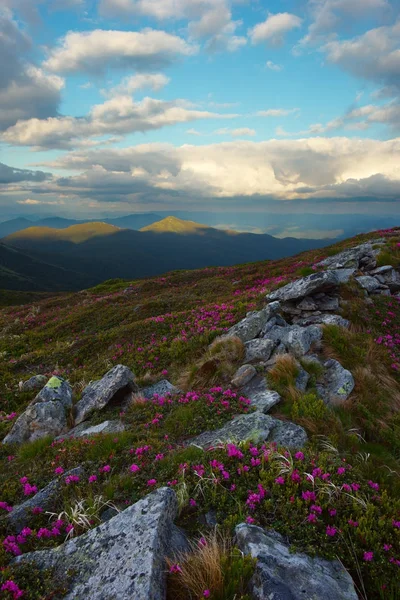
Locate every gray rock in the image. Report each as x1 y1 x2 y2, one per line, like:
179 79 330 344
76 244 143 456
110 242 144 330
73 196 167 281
317 359 355 405
317 243 375 270
355 275 381 293
56 420 125 441
14 487 178 600
141 379 180 399
330 268 356 283
245 339 275 362
314 295 339 311
240 375 281 413
294 314 350 328
296 296 317 311
286 325 322 358
7 467 83 532
74 365 138 425
260 316 277 336
3 400 68 445
231 364 257 388
33 376 73 409
235 524 358 600
188 412 276 449
19 375 47 392
267 271 339 303
226 304 279 343
269 420 308 448
295 365 309 393
370 266 400 292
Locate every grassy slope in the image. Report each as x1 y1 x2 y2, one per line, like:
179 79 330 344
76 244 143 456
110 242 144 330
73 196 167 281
1 228 400 598
3 222 120 245
140 215 211 234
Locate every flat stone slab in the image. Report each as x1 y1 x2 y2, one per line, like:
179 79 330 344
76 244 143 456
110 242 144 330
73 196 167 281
56 420 125 441
74 365 138 425
245 339 275 362
14 487 178 600
235 524 358 600
267 271 339 303
316 243 375 270
240 375 281 413
294 314 350 328
330 268 356 283
269 420 308 449
231 364 257 388
355 276 381 293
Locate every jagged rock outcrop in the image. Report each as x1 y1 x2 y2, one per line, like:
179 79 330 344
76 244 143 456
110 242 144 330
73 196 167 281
267 271 340 303
240 375 281 413
245 338 275 362
189 412 307 449
3 376 73 445
14 488 178 600
316 358 355 405
226 302 280 342
262 324 322 358
235 524 358 600
316 242 378 271
6 467 83 532
370 265 400 293
74 365 138 425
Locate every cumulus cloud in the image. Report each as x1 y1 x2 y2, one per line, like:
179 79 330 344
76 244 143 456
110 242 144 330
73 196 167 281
104 73 169 97
266 61 283 72
0 11 64 130
257 109 299 117
43 29 196 74
249 13 302 46
1 95 238 149
32 137 400 203
0 162 51 183
215 127 255 137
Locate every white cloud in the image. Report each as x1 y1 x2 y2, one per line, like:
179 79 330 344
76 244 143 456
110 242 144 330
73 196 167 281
186 128 202 135
105 73 170 97
215 127 256 136
16 198 65 205
257 108 299 117
43 29 197 74
249 13 302 46
1 95 239 149
266 60 283 72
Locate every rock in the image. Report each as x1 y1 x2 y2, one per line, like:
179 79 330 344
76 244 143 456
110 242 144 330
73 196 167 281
56 420 125 441
7 467 83 532
188 413 306 449
240 375 281 413
317 359 355 405
269 419 308 448
355 275 381 293
267 271 339 303
14 487 178 600
231 364 257 388
314 295 339 311
235 524 358 600
245 339 275 362
141 379 180 399
296 296 317 311
74 365 138 425
226 303 280 343
3 401 68 445
330 268 356 283
188 412 276 449
33 376 73 409
19 375 47 392
370 266 400 292
317 243 375 270
285 325 322 358
294 314 350 328
295 365 309 393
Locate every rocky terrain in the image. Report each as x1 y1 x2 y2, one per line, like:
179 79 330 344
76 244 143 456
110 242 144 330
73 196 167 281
0 229 400 599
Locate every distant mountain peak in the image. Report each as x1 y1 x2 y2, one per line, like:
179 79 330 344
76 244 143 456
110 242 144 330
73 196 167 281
4 222 120 245
140 216 210 234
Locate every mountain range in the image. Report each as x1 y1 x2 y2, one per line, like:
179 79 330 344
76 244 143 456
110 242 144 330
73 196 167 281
0 216 328 292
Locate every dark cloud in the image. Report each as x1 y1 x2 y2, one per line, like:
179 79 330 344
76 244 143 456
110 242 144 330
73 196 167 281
0 162 51 184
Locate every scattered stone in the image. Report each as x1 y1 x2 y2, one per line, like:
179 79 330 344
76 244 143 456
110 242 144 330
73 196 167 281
269 419 308 448
235 524 358 600
267 271 339 303
285 325 322 358
3 400 68 445
14 487 178 600
141 379 180 399
355 275 382 293
56 420 125 441
370 266 400 292
295 365 309 393
226 303 280 342
240 375 281 413
231 364 257 388
330 268 356 283
317 243 376 271
188 412 276 449
294 314 350 328
314 295 340 311
74 365 138 425
317 358 355 405
297 296 317 311
19 375 47 392
7 467 83 532
245 339 275 363
32 376 73 409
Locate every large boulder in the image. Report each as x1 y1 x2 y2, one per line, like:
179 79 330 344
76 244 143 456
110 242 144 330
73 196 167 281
19 375 47 392
267 271 339 303
330 268 356 283
14 488 178 600
74 365 138 425
316 243 376 270
189 413 307 449
355 276 382 293
245 338 275 362
294 314 350 328
240 375 281 414
6 467 83 532
32 376 73 409
317 359 355 405
3 400 68 445
226 303 280 343
370 265 400 293
235 524 358 600
263 324 322 358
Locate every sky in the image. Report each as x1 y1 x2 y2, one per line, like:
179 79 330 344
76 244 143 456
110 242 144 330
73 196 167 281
0 0 400 235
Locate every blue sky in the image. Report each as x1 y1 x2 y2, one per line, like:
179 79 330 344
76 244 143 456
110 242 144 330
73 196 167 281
0 0 400 233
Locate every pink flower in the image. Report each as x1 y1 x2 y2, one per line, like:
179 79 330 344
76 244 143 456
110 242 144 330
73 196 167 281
393 520 400 529
329 509 337 517
169 564 182 574
363 551 374 562
0 501 13 512
368 480 379 491
130 464 140 473
1 580 24 599
32 506 43 515
23 483 37 496
65 524 74 534
203 591 210 598
326 526 337 537
88 475 97 483
147 479 157 486
54 467 64 475
275 476 285 485
337 467 346 475
295 451 305 461
199 537 207 547
307 513 317 523
65 475 80 485
100 465 111 473
384 544 393 551
245 516 255 524
189 498 197 507
19 477 28 484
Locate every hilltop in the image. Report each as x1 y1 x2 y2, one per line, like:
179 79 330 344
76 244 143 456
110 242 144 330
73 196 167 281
140 216 212 234
0 228 400 599
4 222 120 246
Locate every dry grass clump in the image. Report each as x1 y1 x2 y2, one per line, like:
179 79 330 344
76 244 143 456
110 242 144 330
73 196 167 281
267 354 300 403
179 336 245 390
